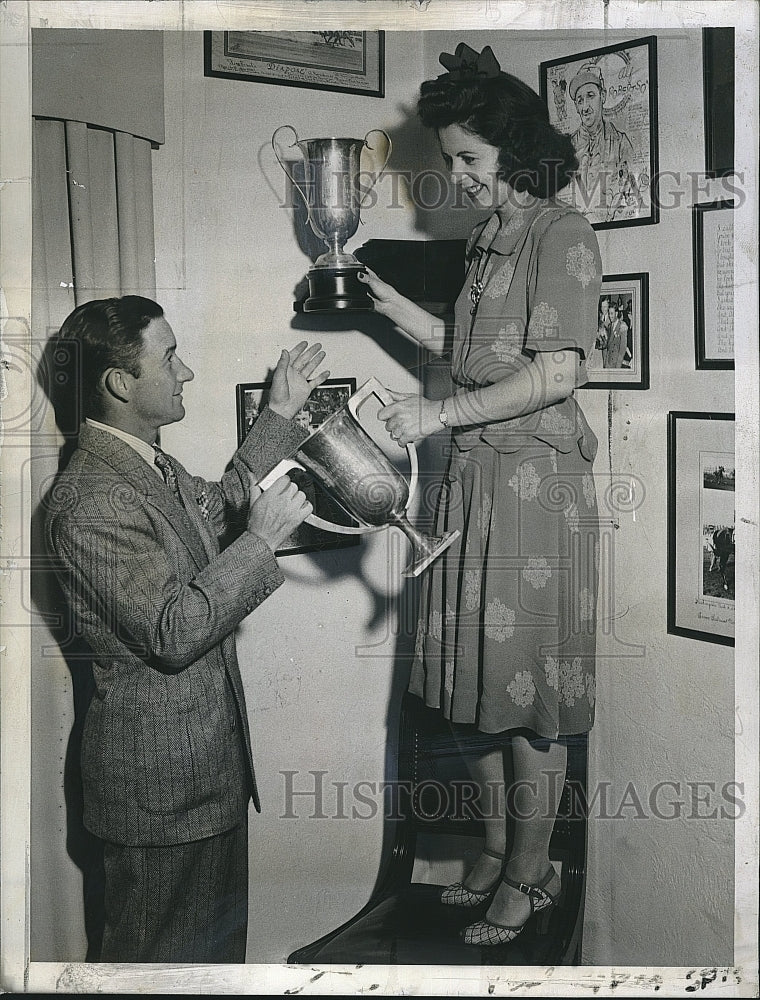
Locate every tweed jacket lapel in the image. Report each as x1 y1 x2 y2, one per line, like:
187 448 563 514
77 424 210 571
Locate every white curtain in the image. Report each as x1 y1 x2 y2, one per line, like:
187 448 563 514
33 117 157 331
31 116 158 962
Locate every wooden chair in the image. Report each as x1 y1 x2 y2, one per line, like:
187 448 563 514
288 693 589 965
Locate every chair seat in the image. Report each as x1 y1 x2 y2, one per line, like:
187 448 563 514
288 882 580 966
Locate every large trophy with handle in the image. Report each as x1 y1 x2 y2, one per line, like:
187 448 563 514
272 126 391 313
258 378 459 577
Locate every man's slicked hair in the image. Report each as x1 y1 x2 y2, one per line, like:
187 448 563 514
57 295 163 419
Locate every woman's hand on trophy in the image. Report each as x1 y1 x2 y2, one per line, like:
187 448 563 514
378 392 442 447
356 268 402 319
268 341 330 420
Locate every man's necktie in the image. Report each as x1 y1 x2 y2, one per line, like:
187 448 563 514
153 445 185 508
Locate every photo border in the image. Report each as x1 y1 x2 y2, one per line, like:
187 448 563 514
583 271 650 389
1 3 758 997
693 199 736 370
667 410 736 647
203 30 385 98
539 34 660 231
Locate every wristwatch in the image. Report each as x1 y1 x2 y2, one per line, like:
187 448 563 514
438 398 450 428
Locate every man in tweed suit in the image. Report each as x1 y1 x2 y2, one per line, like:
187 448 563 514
46 295 329 963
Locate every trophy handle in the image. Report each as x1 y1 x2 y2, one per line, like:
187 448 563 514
272 125 312 222
347 377 419 506
256 458 377 536
358 130 392 212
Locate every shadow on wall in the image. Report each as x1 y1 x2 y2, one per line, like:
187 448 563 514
30 337 105 962
275 100 472 923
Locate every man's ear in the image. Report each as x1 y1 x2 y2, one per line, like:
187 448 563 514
102 367 131 404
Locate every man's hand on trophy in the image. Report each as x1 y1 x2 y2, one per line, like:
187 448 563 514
246 474 313 551
268 341 330 420
378 392 442 448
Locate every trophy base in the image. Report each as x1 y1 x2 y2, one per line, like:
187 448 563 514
303 265 374 313
402 529 461 579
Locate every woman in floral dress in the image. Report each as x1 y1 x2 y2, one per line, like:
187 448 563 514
358 43 601 947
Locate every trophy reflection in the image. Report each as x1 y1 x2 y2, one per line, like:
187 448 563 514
272 125 391 313
258 378 459 577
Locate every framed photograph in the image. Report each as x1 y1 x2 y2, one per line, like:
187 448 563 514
703 27 735 177
539 36 659 230
236 378 360 556
204 30 384 97
667 411 735 646
583 272 649 389
693 200 735 370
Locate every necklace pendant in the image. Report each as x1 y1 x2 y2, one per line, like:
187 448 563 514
469 279 483 313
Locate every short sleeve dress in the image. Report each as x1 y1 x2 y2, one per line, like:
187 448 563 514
408 199 602 739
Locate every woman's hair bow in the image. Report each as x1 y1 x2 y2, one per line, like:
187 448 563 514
438 43 502 81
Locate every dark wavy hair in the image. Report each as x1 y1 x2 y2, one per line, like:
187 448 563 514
57 295 163 418
417 71 578 198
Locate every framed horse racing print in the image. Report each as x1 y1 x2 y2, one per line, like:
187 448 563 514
667 411 735 646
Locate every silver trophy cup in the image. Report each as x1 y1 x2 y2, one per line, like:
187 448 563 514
257 378 459 577
272 126 391 313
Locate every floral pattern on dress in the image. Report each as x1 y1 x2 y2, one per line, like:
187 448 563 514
582 471 596 509
527 300 559 343
522 556 552 590
579 587 595 622
484 598 516 643
507 670 536 708
485 259 516 299
586 672 596 708
540 407 573 435
545 654 588 707
490 323 522 362
564 502 580 534
429 609 443 642
414 619 426 661
565 242 597 288
477 492 493 538
444 658 455 698
508 461 541 501
502 207 526 238
464 569 481 611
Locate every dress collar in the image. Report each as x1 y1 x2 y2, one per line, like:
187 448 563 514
472 199 546 257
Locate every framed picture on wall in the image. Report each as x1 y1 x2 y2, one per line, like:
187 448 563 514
583 272 649 389
702 27 735 177
667 411 735 647
204 30 385 97
539 35 659 230
693 200 735 370
236 378 360 557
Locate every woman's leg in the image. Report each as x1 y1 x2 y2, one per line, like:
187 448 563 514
484 734 565 927
451 747 507 893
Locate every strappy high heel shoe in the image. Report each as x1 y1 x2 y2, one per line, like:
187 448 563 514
440 847 505 909
460 864 561 945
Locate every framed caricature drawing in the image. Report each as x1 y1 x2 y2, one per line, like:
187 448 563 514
540 36 659 230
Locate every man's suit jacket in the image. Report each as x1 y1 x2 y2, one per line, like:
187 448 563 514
46 408 307 847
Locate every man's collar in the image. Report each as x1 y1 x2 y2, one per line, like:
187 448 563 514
85 418 160 474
